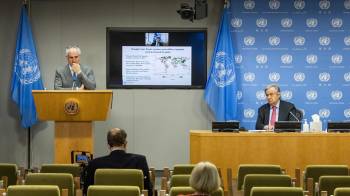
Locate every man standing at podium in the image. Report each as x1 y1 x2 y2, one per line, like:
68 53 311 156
84 128 153 196
54 46 96 90
255 84 301 130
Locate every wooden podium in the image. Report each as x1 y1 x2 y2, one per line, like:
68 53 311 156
32 90 113 163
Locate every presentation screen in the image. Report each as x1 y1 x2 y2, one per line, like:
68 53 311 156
107 28 207 89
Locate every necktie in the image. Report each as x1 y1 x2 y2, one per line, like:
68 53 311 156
270 106 277 127
72 72 77 80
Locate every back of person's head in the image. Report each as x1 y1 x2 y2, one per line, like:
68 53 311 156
107 128 127 148
189 161 220 194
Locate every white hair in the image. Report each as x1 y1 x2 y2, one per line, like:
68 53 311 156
189 161 221 194
65 46 81 56
265 83 280 94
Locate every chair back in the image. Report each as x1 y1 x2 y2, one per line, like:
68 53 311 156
243 174 292 196
250 187 304 196
169 186 224 196
25 173 74 196
304 165 348 188
0 163 18 186
7 185 60 196
41 164 81 177
237 164 282 190
94 169 144 191
334 187 350 196
172 164 195 175
319 176 350 196
170 175 190 187
87 185 140 196
169 186 194 196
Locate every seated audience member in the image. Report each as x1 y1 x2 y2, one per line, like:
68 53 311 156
255 83 302 130
180 161 221 196
84 128 152 195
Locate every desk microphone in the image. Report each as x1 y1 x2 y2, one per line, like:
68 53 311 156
289 111 300 122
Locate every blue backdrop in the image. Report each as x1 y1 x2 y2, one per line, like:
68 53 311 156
229 0 350 130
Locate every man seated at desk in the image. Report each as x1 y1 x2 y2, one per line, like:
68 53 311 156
255 83 302 131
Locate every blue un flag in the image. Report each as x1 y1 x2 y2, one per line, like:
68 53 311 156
11 6 44 128
204 7 237 121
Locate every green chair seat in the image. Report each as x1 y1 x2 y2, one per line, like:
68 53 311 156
243 174 292 196
25 173 74 196
41 164 81 177
170 174 191 187
0 163 18 186
334 187 350 196
319 176 350 196
87 185 140 196
304 165 349 189
237 164 282 191
172 164 195 175
7 185 60 196
250 187 304 196
94 169 144 191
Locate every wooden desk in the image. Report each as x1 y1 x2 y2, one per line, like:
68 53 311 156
190 130 350 188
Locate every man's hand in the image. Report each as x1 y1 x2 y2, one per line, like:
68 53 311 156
71 63 82 74
268 124 274 131
78 84 85 90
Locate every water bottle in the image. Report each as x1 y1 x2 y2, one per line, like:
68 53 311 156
302 119 309 132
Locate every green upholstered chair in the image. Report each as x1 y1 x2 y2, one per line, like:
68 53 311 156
7 185 60 196
243 174 292 196
87 185 140 196
334 187 350 196
303 165 348 195
25 173 74 196
318 176 350 196
94 169 144 193
237 164 282 191
170 175 191 187
169 186 195 196
0 163 18 187
41 164 81 177
250 187 304 196
169 186 224 196
41 164 81 190
172 164 196 175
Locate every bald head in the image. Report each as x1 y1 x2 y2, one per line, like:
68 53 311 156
107 128 127 148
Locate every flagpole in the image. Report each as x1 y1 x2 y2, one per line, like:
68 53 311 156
23 0 32 170
27 127 31 169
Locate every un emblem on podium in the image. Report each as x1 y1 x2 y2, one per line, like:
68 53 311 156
64 98 80 115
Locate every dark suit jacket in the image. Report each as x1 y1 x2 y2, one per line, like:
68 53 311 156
255 100 300 130
54 64 96 90
84 150 153 196
151 41 164 46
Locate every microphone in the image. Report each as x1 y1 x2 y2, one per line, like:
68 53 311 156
289 110 300 122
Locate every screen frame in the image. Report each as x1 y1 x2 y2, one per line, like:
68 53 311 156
106 27 208 89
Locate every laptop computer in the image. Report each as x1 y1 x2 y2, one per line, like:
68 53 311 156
274 121 302 133
327 122 350 133
212 121 239 132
